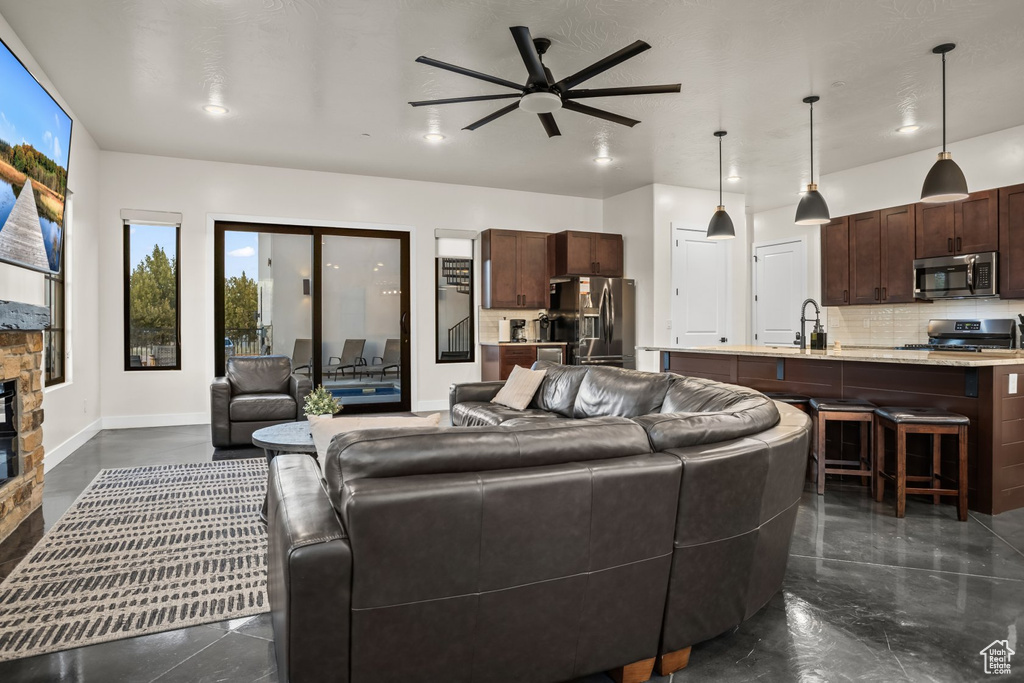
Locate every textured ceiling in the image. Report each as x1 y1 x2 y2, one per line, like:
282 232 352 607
1 0 1023 210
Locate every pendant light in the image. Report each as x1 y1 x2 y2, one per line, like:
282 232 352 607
707 131 735 240
921 43 969 203
794 95 831 225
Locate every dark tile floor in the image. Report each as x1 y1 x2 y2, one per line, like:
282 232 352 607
2 424 1023 682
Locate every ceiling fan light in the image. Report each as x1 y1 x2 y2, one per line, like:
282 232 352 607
921 152 969 203
519 92 562 114
795 184 831 225
707 206 735 240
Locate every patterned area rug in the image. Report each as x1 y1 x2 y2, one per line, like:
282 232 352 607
0 459 269 661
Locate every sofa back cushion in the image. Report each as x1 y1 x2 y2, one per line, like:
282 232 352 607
323 417 652 506
633 378 780 450
529 360 588 417
573 365 672 419
226 355 292 395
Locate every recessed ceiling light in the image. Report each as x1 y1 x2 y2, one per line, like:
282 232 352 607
831 81 846 89
376 262 383 267
896 124 921 134
424 133 445 142
726 175 741 182
326 262 332 267
202 104 229 115
594 156 613 165
333 265 339 269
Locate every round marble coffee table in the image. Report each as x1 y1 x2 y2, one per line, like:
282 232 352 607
252 421 318 522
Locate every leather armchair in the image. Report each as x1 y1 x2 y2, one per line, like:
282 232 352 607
210 355 312 447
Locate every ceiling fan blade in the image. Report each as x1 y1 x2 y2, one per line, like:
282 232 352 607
564 84 680 99
510 26 549 88
409 93 521 107
561 100 640 127
463 102 521 131
415 56 525 92
538 113 560 137
554 40 651 91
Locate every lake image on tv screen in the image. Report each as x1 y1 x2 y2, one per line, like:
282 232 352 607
0 39 71 274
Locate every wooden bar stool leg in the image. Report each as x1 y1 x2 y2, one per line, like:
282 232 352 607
896 425 907 518
958 425 968 522
816 412 827 495
931 433 942 505
874 420 886 503
859 421 870 487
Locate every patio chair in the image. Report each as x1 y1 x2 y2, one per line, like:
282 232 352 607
361 338 401 382
325 339 366 379
291 338 313 376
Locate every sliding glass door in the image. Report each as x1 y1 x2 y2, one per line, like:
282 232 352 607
215 222 410 413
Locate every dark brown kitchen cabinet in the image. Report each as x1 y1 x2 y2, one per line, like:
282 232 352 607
916 189 998 258
849 211 882 304
841 206 916 306
821 216 850 306
481 229 549 309
551 231 623 277
879 204 916 303
1000 183 1024 299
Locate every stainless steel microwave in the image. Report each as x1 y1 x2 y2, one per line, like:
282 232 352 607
913 252 998 300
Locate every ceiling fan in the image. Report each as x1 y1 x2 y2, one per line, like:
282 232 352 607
409 26 680 137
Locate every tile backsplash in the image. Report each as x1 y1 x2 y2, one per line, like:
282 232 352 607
478 307 549 344
827 299 1024 347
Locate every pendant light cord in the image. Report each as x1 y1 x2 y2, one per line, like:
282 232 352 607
941 51 947 152
718 134 723 206
809 100 814 184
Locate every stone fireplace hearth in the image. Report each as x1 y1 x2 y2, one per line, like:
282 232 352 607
0 300 48 545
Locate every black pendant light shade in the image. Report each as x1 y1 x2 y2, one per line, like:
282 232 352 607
795 184 831 226
921 44 969 203
794 95 831 225
707 130 736 240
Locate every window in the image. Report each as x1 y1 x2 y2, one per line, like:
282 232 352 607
435 234 474 363
43 270 65 385
123 210 182 370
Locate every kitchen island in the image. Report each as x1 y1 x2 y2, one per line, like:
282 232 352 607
646 345 1024 515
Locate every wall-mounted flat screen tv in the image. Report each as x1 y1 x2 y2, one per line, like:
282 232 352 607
0 36 72 274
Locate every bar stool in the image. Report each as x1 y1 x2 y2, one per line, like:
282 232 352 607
872 407 968 521
808 398 876 495
764 392 812 414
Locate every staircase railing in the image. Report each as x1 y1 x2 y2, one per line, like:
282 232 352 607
447 315 472 357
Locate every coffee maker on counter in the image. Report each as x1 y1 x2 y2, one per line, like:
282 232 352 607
510 319 527 343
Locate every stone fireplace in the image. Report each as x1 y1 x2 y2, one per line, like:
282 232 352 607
0 300 48 545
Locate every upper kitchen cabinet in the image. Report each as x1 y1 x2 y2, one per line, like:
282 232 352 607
999 183 1024 299
820 216 850 306
481 229 550 309
916 189 998 258
550 231 623 277
848 205 915 305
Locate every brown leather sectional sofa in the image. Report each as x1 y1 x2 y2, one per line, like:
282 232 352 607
267 362 810 683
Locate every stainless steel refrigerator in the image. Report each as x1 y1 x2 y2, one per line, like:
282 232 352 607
549 277 636 368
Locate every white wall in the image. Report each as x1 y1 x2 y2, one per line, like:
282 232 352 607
0 13 102 468
752 123 1024 339
605 184 747 371
96 152 602 418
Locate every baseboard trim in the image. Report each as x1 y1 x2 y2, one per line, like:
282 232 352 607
101 412 210 430
44 418 102 473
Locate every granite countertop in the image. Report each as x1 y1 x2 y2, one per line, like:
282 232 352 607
480 341 568 347
642 344 1024 367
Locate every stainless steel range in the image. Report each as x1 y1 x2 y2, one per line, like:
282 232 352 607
895 319 1017 352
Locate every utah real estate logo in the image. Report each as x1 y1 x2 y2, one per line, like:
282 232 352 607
979 640 1014 675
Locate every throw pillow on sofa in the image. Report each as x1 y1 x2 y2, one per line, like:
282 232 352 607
491 365 546 411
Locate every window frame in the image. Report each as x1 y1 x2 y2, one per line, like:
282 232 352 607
123 221 182 371
434 255 475 364
43 268 65 386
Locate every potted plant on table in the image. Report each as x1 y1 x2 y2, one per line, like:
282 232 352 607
304 385 343 430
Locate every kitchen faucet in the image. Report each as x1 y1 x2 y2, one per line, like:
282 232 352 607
799 298 821 351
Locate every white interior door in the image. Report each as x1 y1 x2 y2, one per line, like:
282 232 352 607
670 225 729 347
753 239 806 346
